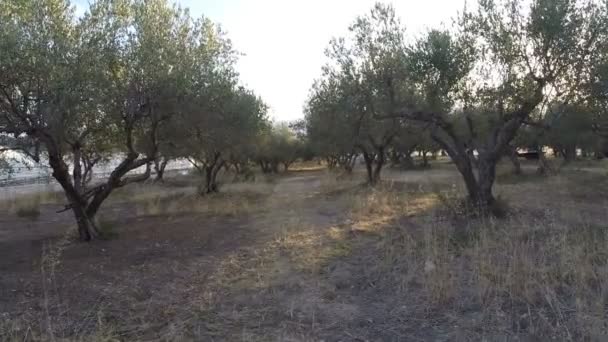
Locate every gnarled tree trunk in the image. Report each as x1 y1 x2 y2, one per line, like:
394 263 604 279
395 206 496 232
361 149 384 186
47 139 152 241
420 150 429 167
562 145 576 164
361 151 376 185
337 152 357 173
198 152 224 194
154 157 169 182
392 81 545 214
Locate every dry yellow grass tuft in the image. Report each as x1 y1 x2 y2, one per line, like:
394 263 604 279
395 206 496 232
272 226 352 274
336 174 608 340
0 189 62 219
127 179 274 218
347 183 439 234
3 167 608 341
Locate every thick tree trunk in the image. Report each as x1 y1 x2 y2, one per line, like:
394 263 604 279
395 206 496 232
466 149 478 168
47 147 102 241
475 155 497 208
259 160 273 173
508 146 522 175
203 167 217 194
453 155 482 204
21 105 159 242
563 145 576 164
430 132 495 212
372 148 385 184
71 204 99 241
361 150 383 186
447 153 497 212
362 152 375 185
421 150 429 167
86 156 151 218
400 83 544 215
154 158 168 182
201 153 224 194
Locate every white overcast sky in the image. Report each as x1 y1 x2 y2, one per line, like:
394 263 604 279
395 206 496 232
74 0 466 121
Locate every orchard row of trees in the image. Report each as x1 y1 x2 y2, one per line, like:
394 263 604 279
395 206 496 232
0 0 303 240
305 0 608 210
4 0 608 240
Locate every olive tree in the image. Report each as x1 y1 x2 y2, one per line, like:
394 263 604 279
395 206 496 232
0 0 209 240
271 122 303 171
542 105 597 162
179 76 268 194
394 0 608 210
305 79 359 172
307 4 407 185
586 42 608 155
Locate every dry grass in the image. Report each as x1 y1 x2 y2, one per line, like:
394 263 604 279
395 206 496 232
328 172 608 340
3 167 608 341
120 179 275 218
288 160 326 172
0 189 62 220
183 169 608 340
0 228 119 342
271 221 352 275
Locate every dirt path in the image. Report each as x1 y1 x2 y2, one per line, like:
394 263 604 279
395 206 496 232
0 171 355 340
260 173 347 230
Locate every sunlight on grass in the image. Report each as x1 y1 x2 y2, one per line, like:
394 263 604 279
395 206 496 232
348 186 439 233
273 227 352 274
130 183 273 218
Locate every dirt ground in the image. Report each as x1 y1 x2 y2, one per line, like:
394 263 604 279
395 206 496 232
2 161 608 341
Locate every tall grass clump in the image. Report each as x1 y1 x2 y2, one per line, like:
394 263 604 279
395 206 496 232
0 190 61 220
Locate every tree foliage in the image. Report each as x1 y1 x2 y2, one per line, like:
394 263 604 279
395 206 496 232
0 0 268 239
307 0 608 210
306 4 421 184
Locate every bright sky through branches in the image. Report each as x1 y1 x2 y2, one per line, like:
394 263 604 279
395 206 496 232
75 0 466 121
